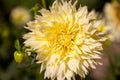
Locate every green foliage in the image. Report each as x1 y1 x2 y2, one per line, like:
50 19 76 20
31 4 41 16
15 40 21 51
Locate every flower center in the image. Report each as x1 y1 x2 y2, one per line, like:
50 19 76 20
57 33 72 47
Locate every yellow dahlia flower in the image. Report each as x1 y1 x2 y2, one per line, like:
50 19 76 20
23 0 106 80
104 2 120 41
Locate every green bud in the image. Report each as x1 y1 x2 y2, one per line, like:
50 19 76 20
14 51 23 63
14 51 28 63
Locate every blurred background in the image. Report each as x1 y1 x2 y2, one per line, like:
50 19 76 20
1 0 120 80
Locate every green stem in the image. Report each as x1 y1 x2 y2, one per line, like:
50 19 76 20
41 0 46 8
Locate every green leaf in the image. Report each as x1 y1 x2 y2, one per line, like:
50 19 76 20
15 40 21 51
31 3 41 16
22 46 26 52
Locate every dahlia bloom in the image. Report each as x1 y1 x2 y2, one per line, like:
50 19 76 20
104 2 120 41
10 7 31 25
23 0 106 80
